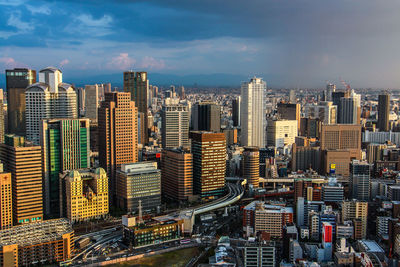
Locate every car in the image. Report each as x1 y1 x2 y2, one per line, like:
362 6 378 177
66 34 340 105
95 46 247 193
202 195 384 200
122 255 127 257
145 249 152 253
106 257 111 261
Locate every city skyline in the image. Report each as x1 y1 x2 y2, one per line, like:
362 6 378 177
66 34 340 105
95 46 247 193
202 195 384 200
0 1 400 88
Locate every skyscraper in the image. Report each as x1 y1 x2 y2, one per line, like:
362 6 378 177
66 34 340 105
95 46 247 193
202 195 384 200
161 103 189 149
0 135 43 225
123 71 149 144
40 118 90 217
191 132 226 200
192 102 221 132
0 163 12 230
116 162 161 212
161 148 193 201
232 96 241 127
304 102 337 125
350 160 370 201
277 103 301 130
243 147 260 188
98 92 138 201
378 93 390 131
338 90 361 124
85 84 99 122
25 67 78 144
324 83 336 101
241 77 266 147
6 68 36 136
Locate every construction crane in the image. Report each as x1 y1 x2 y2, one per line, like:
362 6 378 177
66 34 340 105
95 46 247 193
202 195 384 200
340 79 351 91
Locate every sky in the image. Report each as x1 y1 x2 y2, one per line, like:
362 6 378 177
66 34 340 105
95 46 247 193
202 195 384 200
0 0 400 88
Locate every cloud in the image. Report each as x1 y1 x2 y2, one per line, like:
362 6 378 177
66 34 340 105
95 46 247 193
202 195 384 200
76 14 112 27
107 53 135 70
0 56 26 69
59 59 69 67
26 5 51 15
65 13 113 37
139 56 166 70
0 0 25 6
7 11 34 32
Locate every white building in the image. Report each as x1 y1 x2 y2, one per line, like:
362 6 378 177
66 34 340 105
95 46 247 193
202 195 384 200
266 119 297 148
26 67 77 144
240 77 266 147
161 103 189 149
304 102 337 124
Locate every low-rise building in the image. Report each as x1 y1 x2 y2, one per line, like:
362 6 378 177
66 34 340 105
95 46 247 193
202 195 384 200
0 218 73 266
122 215 184 248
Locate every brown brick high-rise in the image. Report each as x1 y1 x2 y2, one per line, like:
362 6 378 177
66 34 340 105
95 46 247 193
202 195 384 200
242 147 260 188
98 92 138 203
161 148 193 201
0 135 43 225
0 166 12 230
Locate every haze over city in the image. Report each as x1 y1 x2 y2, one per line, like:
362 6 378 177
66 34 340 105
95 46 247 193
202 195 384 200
1 0 400 87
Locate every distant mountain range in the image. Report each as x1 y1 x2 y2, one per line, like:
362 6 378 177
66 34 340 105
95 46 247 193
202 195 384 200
0 72 279 89
66 72 251 88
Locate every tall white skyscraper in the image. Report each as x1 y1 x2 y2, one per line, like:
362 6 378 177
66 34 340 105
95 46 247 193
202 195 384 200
26 67 78 144
161 102 189 149
240 77 266 147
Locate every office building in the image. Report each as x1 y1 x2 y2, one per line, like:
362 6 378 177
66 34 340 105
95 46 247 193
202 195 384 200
338 90 361 124
0 135 42 225
192 132 226 200
25 67 78 144
116 162 161 212
253 203 293 239
40 118 90 217
324 83 336 101
192 102 221 132
378 93 390 131
322 182 344 203
244 201 293 238
291 144 321 172
6 68 36 136
123 71 149 144
98 92 138 200
304 102 337 125
350 160 370 201
0 97 3 143
242 242 276 267
0 164 12 230
232 96 241 127
161 148 193 201
277 103 301 130
241 77 266 147
243 147 260 188
320 124 362 163
60 168 108 222
342 200 368 239
161 103 189 149
84 84 99 121
77 87 85 116
122 215 183 248
266 119 298 148
0 218 73 266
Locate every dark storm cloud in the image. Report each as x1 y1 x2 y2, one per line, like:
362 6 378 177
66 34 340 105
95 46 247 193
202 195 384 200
0 0 399 87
